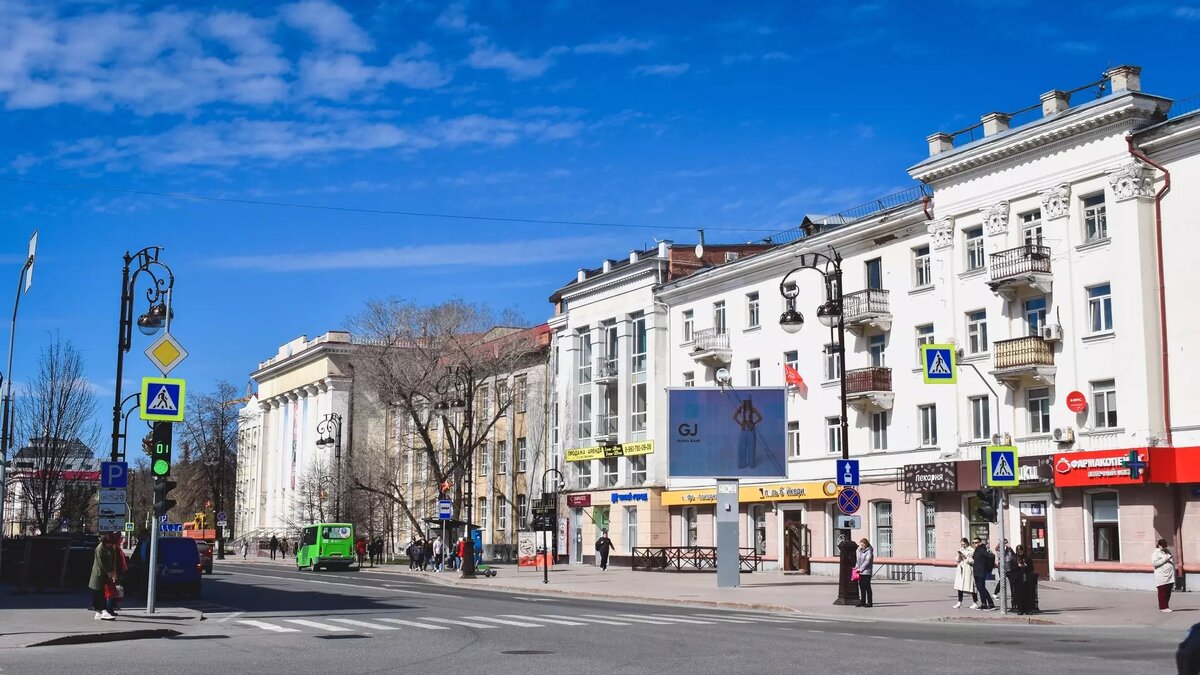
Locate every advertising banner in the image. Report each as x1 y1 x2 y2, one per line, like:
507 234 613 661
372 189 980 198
565 440 653 463
901 462 957 493
668 388 787 478
517 531 538 568
1054 448 1149 487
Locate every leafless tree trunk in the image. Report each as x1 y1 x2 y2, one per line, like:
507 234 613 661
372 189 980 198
177 381 239 521
288 456 332 528
14 337 100 535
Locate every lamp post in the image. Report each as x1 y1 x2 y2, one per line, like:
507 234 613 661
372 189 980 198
315 413 343 521
540 462 564 584
111 247 175 464
432 396 475 578
778 249 858 606
0 236 36 578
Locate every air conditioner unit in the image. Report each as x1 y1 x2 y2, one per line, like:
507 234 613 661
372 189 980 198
990 433 1012 445
1052 427 1075 443
1041 324 1064 342
725 252 739 262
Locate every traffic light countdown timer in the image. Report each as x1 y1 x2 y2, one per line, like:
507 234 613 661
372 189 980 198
151 421 173 477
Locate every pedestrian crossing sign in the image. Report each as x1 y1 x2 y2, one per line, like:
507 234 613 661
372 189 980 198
140 377 186 422
921 344 957 384
985 445 1019 487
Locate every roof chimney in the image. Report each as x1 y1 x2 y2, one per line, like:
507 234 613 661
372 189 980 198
926 132 953 156
1106 65 1142 93
577 269 586 283
981 112 1011 137
629 250 639 264
601 259 612 273
657 240 671 258
1040 90 1070 116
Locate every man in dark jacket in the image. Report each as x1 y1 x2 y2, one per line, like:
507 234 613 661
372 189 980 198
595 530 614 571
269 535 279 560
972 539 997 610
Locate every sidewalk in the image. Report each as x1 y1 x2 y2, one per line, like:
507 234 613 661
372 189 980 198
359 562 1198 629
0 587 203 649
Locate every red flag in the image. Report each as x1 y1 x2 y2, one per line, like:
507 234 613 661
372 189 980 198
784 365 805 388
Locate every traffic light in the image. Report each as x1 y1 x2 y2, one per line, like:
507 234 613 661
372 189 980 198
150 422 173 476
975 488 999 523
154 476 178 518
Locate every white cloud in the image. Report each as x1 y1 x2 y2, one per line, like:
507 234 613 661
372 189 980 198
435 2 481 32
632 63 690 77
574 37 654 55
279 0 372 52
466 37 559 80
1175 6 1200 19
297 49 450 100
207 235 619 272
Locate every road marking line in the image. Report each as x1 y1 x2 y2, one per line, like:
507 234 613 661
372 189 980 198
237 620 299 633
284 619 352 632
553 614 631 626
733 614 833 623
425 617 498 629
218 611 245 624
677 614 755 624
511 596 558 602
464 616 544 628
330 618 400 631
644 614 713 624
597 616 675 625
376 618 449 630
499 614 585 626
224 570 450 597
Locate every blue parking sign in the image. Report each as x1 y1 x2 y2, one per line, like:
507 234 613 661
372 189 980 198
100 461 128 489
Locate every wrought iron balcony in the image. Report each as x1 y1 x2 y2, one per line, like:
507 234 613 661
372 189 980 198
841 288 892 334
690 327 732 367
988 244 1053 298
990 336 1056 388
843 366 894 411
595 357 618 384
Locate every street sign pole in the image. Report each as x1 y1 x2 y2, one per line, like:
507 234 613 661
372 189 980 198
147 505 160 614
999 488 1009 615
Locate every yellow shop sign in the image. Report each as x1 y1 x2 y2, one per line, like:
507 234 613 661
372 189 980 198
661 480 837 506
565 440 654 463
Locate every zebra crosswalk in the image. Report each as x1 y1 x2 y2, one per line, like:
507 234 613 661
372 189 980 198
233 611 871 636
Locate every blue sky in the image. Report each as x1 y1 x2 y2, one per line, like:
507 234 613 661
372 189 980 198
0 0 1197 436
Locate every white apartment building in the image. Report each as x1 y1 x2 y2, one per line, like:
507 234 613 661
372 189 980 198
650 65 1200 589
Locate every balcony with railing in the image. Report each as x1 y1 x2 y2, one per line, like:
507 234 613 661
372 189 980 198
843 366 894 411
689 327 732 367
990 336 1056 388
595 356 618 385
596 414 619 443
988 243 1053 298
841 288 892 334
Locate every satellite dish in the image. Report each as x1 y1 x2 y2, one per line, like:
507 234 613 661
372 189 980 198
694 243 705 259
715 367 731 385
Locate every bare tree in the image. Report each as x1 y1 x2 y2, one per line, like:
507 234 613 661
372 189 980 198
289 456 333 527
176 381 239 525
348 298 543 535
13 337 100 534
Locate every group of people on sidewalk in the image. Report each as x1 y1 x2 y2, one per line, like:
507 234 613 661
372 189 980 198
88 533 127 621
268 535 297 560
950 537 1038 613
407 535 460 572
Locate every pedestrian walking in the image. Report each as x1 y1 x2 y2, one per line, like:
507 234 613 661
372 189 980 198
293 541 298 558
855 538 875 608
407 540 417 569
269 535 279 560
1010 544 1035 614
89 533 117 621
953 537 977 609
111 534 128 615
280 537 288 560
595 529 614 571
356 537 368 566
433 536 444 572
971 538 997 610
1153 538 1177 613
242 540 249 559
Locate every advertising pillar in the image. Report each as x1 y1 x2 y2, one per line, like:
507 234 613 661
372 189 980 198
716 479 740 588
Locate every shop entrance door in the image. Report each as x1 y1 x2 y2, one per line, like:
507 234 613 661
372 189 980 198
783 513 810 574
1019 500 1050 578
571 508 583 564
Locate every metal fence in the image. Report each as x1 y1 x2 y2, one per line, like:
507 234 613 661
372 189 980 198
842 288 889 321
844 367 892 394
631 546 762 572
989 244 1051 281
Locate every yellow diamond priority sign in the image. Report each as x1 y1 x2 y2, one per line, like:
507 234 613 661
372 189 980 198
145 332 188 376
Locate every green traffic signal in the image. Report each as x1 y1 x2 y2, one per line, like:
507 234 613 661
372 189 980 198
152 459 170 476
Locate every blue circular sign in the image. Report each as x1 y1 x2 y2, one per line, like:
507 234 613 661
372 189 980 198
837 487 861 515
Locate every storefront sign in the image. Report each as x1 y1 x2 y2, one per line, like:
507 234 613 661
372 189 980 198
1018 456 1054 486
566 494 592 508
662 480 836 506
902 462 956 493
1054 448 1150 487
1149 447 1200 484
1066 391 1087 413
610 492 649 503
565 440 654 463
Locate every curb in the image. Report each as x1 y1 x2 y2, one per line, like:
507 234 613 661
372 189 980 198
27 628 182 648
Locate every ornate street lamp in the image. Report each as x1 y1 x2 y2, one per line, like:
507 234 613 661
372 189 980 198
316 413 343 521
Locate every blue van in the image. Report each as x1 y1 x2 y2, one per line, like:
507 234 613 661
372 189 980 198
127 537 202 600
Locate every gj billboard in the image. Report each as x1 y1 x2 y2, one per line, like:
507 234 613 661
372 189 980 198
668 388 788 478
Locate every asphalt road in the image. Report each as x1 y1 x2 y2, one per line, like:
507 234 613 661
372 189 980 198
0 562 1184 674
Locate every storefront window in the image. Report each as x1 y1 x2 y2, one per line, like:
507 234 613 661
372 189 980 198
749 505 766 554
682 507 698 546
593 506 610 537
625 505 638 553
873 501 893 557
966 496 991 544
922 499 936 558
1090 493 1120 561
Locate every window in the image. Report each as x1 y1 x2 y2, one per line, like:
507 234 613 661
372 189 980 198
682 507 698 547
1027 388 1051 434
496 381 510 415
787 421 801 458
749 505 767 554
1088 283 1113 333
966 310 989 354
593 505 610 537
497 440 508 474
1092 380 1118 428
625 505 638 552
824 344 842 381
576 460 592 489
865 258 883 290
1083 194 1108 242
601 457 618 487
919 404 937 446
870 411 888 450
631 314 648 374
600 386 617 437
1020 209 1043 246
746 292 760 328
873 501 893 557
479 497 489 527
1090 493 1120 561
577 391 592 440
868 335 886 368
1024 296 1047 336
550 402 559 448
514 376 527 412
629 455 646 485
517 494 528 528
682 310 695 342
748 359 762 386
602 321 618 372
682 371 695 387
965 227 985 271
713 301 727 334
480 443 491 476
475 386 490 423
784 350 798 371
915 324 935 359
922 499 937 558
631 382 647 435
577 330 592 384
517 437 527 472
970 396 991 441
826 417 842 455
497 496 508 530
913 245 932 288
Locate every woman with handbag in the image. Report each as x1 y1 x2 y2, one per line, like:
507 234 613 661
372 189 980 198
855 538 875 608
89 533 118 621
953 538 977 609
